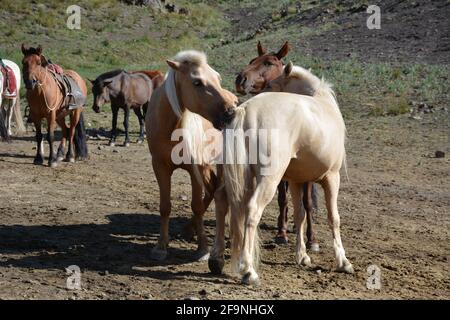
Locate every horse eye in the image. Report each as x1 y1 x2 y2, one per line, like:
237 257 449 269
193 79 203 87
264 61 273 67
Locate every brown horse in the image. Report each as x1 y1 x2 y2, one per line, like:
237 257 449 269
235 41 319 251
90 70 154 146
21 44 88 167
132 70 164 90
145 50 237 261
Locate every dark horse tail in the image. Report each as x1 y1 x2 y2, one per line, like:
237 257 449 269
301 182 319 212
74 111 88 160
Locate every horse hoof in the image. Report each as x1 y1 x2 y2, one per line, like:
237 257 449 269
195 250 210 262
181 222 196 242
33 159 44 165
109 142 115 147
136 139 143 144
57 156 64 162
124 142 130 147
275 235 288 245
208 258 224 275
151 247 167 261
242 272 260 286
68 158 75 163
307 242 320 253
337 262 354 274
296 254 312 267
49 162 58 168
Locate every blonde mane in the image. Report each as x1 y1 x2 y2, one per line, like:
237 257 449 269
287 65 339 108
164 50 212 166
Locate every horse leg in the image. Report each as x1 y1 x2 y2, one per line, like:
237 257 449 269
290 182 312 267
304 182 320 252
275 181 289 244
123 106 130 147
66 111 80 163
133 107 145 144
46 113 57 168
320 172 354 273
151 161 173 261
33 118 44 165
189 167 210 261
209 165 229 275
5 99 13 136
56 117 68 162
109 105 118 147
240 176 281 285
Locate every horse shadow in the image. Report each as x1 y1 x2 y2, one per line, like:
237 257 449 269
0 213 222 281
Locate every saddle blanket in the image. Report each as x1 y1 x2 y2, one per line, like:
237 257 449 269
47 63 64 75
1 65 17 98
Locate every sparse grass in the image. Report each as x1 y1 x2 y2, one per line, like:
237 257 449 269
0 0 448 129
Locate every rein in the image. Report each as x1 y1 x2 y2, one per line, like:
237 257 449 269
32 66 62 112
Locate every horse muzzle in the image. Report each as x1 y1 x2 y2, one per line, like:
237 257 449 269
215 107 236 130
25 79 37 90
235 74 247 95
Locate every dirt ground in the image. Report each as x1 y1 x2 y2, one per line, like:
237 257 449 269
0 106 449 299
0 0 449 300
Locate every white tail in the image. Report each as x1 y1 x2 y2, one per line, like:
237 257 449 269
222 107 260 273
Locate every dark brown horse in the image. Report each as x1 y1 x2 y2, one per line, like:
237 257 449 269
90 70 155 146
21 44 88 167
235 41 319 251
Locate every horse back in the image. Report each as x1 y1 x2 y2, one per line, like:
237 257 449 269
64 70 87 96
132 70 164 89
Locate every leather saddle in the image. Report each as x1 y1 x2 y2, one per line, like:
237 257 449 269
49 70 86 110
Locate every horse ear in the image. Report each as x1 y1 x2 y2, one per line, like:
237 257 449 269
276 41 290 60
21 43 29 55
284 61 293 76
88 79 95 85
166 59 181 70
257 41 267 56
36 45 43 55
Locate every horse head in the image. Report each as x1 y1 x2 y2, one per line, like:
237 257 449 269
21 44 43 90
165 50 238 129
235 41 289 95
90 70 124 113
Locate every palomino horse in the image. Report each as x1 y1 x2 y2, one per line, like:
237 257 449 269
213 62 353 285
0 59 25 140
21 45 88 167
235 41 319 250
91 70 155 146
145 50 237 261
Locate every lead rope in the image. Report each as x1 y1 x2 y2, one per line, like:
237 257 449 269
36 67 61 112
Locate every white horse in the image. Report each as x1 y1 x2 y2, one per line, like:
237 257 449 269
0 59 25 139
216 61 353 285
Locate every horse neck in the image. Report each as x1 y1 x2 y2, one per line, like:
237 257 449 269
160 81 184 131
29 65 63 111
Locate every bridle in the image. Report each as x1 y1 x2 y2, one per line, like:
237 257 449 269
27 63 61 112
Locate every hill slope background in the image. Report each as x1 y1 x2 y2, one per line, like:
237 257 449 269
1 0 449 119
